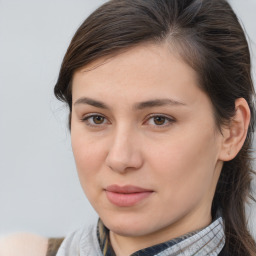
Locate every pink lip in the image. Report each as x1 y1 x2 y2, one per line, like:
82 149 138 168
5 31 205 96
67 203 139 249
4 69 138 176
105 185 153 207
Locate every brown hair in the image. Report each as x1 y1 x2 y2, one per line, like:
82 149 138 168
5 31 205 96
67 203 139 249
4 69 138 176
54 0 256 254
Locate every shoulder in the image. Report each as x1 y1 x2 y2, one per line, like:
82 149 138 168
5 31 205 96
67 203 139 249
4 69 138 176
0 233 48 256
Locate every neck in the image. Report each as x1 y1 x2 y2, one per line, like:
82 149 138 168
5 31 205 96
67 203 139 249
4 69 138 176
109 209 212 256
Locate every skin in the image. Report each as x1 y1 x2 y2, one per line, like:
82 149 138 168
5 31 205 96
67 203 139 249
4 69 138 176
0 233 48 256
71 43 250 256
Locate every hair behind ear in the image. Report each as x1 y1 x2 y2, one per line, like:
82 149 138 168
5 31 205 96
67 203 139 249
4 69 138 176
212 97 255 254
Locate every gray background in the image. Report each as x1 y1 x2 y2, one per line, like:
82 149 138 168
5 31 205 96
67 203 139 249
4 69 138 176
0 0 255 238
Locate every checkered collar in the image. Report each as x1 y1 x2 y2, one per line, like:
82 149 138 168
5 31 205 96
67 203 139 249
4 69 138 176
97 215 225 256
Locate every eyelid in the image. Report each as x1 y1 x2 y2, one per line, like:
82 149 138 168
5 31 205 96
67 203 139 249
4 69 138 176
81 112 105 119
143 113 176 127
80 112 175 128
81 113 110 127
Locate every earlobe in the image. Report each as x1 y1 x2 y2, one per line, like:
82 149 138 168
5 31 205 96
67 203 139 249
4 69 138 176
218 98 251 161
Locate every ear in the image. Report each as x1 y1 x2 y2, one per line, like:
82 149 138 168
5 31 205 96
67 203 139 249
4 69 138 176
218 98 251 161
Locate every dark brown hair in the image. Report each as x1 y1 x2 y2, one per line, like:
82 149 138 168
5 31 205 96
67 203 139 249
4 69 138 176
54 0 256 254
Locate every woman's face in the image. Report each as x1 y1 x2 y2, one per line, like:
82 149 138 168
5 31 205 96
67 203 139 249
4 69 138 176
71 44 225 242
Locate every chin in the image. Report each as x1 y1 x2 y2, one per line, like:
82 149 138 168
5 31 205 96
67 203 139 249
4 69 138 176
100 212 162 238
108 223 153 237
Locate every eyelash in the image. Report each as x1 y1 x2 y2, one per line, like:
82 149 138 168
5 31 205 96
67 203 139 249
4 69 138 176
144 114 175 127
81 113 175 128
81 113 109 128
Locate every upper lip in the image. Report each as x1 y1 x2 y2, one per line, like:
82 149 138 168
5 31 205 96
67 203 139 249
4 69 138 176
105 185 153 194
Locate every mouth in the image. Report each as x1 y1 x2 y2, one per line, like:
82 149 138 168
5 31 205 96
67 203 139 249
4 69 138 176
105 185 154 207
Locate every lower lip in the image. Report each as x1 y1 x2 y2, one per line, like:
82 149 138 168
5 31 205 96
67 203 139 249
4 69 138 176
105 191 153 207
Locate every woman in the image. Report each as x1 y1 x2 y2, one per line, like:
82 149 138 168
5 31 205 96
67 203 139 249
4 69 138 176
54 0 256 254
1 0 255 255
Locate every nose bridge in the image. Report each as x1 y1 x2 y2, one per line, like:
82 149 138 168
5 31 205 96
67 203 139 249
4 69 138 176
106 123 142 173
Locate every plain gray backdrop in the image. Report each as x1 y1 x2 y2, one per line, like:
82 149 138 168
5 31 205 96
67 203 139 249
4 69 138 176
0 0 255 238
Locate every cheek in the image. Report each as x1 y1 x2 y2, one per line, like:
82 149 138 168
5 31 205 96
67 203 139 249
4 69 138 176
71 129 106 192
146 127 220 198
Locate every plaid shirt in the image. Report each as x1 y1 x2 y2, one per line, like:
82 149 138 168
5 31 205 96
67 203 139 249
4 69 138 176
97 217 225 256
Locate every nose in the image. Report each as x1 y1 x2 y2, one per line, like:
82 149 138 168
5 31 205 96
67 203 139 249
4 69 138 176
105 127 143 173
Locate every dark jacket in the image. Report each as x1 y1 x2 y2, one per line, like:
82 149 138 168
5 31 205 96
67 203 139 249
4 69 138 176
219 246 231 256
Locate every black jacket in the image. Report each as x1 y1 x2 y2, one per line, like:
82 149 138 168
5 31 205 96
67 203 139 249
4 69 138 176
219 246 231 256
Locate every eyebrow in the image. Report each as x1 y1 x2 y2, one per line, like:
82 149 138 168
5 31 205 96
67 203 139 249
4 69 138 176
74 97 108 109
134 99 186 110
74 97 186 110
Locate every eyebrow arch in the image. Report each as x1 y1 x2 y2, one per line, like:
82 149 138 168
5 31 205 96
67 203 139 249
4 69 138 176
134 99 186 110
74 97 186 110
74 97 109 109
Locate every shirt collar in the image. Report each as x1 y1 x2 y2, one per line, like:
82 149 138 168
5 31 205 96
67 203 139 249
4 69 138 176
97 216 225 256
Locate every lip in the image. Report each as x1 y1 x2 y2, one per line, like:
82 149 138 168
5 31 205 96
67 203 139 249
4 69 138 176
105 185 153 207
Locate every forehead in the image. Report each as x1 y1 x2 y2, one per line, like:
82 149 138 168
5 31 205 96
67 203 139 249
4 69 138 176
72 44 203 104
73 44 197 85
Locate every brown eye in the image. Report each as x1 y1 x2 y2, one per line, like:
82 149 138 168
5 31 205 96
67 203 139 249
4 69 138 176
82 114 108 127
93 115 105 124
145 114 175 127
153 116 166 125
